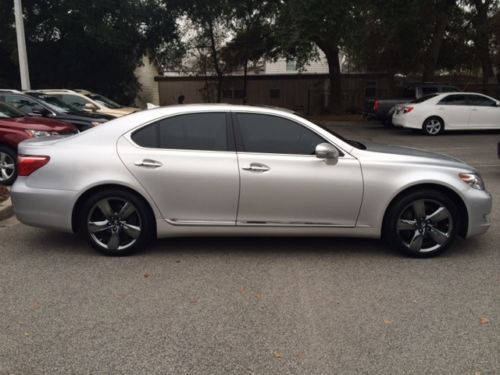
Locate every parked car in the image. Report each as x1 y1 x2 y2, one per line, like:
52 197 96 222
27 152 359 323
363 84 460 126
392 92 500 135
11 105 491 257
36 89 139 118
0 102 77 185
0 90 110 131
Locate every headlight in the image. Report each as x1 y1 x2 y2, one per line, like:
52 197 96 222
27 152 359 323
25 129 58 138
459 172 485 190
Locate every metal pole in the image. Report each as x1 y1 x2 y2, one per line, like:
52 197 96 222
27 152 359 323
13 0 31 90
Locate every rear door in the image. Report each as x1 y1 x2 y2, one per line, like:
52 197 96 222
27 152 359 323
117 112 240 225
436 94 471 129
467 94 500 129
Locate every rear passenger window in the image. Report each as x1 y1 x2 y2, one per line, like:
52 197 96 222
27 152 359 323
438 94 467 105
132 113 228 151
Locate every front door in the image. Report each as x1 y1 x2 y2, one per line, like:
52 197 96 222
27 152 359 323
117 112 239 225
234 112 363 226
467 94 500 129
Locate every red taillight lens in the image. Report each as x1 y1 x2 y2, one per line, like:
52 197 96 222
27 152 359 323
17 155 50 176
373 100 380 112
403 106 414 114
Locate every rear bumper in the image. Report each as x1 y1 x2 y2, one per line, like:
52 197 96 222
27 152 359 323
11 178 77 233
464 188 492 238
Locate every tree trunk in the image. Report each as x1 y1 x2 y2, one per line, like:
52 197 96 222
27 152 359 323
422 0 454 82
208 20 223 103
242 58 248 104
322 45 343 114
471 0 496 86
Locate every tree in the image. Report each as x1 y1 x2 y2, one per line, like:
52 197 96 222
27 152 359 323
220 0 277 103
0 0 180 104
273 0 363 113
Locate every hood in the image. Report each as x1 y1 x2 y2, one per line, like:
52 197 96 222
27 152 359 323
356 141 471 169
6 116 77 133
101 107 140 117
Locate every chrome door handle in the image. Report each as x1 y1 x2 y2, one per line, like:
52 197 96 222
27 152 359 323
134 159 163 168
242 163 270 172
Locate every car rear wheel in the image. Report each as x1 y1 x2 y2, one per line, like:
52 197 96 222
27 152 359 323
422 117 443 136
80 189 154 256
0 146 17 186
384 190 459 257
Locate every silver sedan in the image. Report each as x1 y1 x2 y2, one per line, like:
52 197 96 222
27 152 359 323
11 105 492 257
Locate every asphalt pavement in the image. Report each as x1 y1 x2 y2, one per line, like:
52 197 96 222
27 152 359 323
0 121 498 374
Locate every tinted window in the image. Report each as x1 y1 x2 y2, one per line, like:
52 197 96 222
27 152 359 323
1 94 42 113
58 94 90 110
410 94 438 103
467 95 496 107
132 113 228 151
441 86 459 93
236 113 325 155
438 94 467 105
422 86 439 95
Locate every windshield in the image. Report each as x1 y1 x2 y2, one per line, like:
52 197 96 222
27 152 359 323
87 94 122 109
34 95 80 113
0 102 26 118
313 121 366 150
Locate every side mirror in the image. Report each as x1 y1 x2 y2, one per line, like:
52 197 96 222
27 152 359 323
31 106 50 116
315 143 340 161
84 103 98 112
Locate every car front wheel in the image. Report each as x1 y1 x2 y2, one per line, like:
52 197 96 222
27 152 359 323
0 146 17 186
80 189 154 255
384 190 460 257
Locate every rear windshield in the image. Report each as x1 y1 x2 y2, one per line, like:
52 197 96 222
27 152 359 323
410 94 438 103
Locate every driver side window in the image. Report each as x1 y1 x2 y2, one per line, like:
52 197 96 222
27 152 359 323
235 113 325 155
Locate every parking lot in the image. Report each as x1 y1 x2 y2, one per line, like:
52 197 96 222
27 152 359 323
0 121 498 374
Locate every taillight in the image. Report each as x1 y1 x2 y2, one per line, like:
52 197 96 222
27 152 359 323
373 100 380 112
403 106 414 114
17 155 50 176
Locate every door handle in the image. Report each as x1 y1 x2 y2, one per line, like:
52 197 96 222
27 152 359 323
242 163 270 172
471 108 478 111
134 159 163 168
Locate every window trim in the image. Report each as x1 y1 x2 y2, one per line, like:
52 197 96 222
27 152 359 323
231 111 342 157
129 111 235 152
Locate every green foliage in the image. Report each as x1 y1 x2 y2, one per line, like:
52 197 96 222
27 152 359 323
0 0 179 104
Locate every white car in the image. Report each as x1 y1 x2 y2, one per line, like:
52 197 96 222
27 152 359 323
392 92 500 135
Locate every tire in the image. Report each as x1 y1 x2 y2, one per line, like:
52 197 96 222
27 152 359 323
80 189 155 256
0 146 17 186
422 116 444 136
384 189 460 257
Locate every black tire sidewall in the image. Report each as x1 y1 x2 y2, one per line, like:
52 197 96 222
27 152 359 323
80 189 154 256
384 189 460 257
0 146 17 186
422 117 443 136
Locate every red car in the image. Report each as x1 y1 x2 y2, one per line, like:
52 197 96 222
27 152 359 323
0 102 77 185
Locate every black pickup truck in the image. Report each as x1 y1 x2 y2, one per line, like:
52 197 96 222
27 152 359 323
363 84 460 126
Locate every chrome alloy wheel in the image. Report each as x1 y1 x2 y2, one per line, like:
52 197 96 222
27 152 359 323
397 199 453 253
0 151 15 182
87 198 142 251
424 118 442 135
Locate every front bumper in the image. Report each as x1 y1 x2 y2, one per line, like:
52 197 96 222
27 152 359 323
464 188 492 238
11 178 77 233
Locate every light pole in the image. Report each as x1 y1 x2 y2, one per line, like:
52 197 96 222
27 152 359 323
13 0 31 90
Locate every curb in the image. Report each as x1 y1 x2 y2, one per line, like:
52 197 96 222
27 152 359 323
0 198 13 222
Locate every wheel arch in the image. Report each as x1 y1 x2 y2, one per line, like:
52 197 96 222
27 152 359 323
381 183 468 238
422 115 445 131
71 183 157 237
